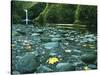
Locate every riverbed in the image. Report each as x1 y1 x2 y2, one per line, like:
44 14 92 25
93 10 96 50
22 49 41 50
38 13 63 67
11 24 97 74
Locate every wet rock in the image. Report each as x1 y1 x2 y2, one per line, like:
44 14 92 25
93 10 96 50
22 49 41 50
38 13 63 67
51 38 61 42
88 64 97 69
36 29 43 34
64 50 72 53
12 24 97 73
16 29 26 35
49 52 58 56
16 52 39 73
81 54 97 64
64 42 69 46
31 33 40 36
72 49 82 55
56 63 75 71
43 42 59 49
12 31 21 36
41 38 51 42
12 71 20 75
37 65 53 73
49 34 61 38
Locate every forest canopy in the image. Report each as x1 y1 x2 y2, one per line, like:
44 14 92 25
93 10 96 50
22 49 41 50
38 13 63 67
12 1 97 32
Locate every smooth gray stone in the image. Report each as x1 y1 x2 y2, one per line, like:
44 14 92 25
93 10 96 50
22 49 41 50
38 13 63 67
81 54 97 64
37 65 53 73
88 64 97 69
12 71 20 75
31 33 40 36
56 63 75 71
43 42 59 49
51 38 61 42
16 52 39 73
41 38 51 42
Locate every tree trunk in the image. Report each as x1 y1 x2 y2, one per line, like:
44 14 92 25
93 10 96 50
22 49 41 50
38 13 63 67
74 5 81 24
33 3 50 26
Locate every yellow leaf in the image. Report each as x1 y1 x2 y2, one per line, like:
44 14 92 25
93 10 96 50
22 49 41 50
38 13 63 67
46 57 59 64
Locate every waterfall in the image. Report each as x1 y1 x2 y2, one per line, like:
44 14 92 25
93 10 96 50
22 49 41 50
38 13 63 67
23 9 31 25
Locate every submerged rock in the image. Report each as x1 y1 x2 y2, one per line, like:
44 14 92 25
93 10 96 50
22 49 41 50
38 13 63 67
88 64 97 69
16 52 39 73
51 38 61 42
37 65 53 73
12 71 20 75
56 63 75 71
31 33 40 36
43 42 59 49
41 38 51 42
16 29 26 35
81 54 97 64
49 34 61 38
49 52 58 56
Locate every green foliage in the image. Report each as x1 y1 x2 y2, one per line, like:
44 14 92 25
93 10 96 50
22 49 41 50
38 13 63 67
79 5 97 25
12 1 97 33
29 3 46 19
46 3 76 24
11 1 37 24
33 3 49 25
74 5 81 24
12 14 21 24
78 5 97 32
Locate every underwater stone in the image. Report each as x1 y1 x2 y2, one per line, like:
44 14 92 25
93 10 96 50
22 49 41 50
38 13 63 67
56 63 75 71
12 71 20 75
88 64 97 69
31 33 40 36
49 34 61 38
49 52 58 56
81 54 97 64
41 38 51 42
37 65 53 73
36 29 43 34
16 52 39 73
16 29 26 35
51 38 61 42
43 42 59 49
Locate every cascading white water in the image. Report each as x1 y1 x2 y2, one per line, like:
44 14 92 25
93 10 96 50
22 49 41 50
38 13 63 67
23 9 30 25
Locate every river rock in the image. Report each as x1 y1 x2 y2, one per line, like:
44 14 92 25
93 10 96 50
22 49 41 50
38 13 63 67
41 38 51 42
31 33 40 36
16 52 39 73
16 29 26 35
51 38 61 42
81 54 97 64
49 34 61 38
43 42 59 49
37 65 53 73
88 64 97 69
56 63 75 71
36 29 43 34
12 71 20 75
